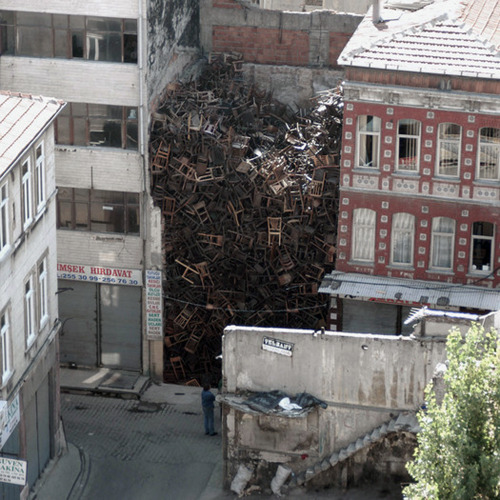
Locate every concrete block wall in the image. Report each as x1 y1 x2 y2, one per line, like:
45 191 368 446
201 0 362 68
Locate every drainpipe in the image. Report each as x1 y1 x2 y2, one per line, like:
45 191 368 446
372 0 381 24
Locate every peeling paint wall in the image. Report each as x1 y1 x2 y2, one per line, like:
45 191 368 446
222 326 446 489
147 0 200 108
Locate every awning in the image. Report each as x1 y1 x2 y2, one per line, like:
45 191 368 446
319 271 500 311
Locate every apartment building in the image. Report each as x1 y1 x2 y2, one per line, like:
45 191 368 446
0 91 64 496
0 1 199 378
320 0 500 334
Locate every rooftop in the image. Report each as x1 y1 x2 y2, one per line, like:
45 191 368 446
0 91 65 177
338 0 500 79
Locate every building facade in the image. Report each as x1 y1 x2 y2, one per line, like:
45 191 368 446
0 1 199 378
320 0 500 334
0 92 64 497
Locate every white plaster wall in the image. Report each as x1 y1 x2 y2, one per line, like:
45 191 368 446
260 0 371 14
55 148 143 192
0 57 140 106
0 124 59 397
57 232 143 270
0 0 138 18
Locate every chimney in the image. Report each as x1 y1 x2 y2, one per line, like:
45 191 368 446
372 0 381 23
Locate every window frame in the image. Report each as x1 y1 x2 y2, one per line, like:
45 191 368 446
477 127 500 181
21 157 33 229
396 119 421 172
38 257 49 329
24 275 36 348
390 212 415 266
436 123 461 177
0 181 9 255
0 12 137 63
351 208 376 263
0 307 12 387
430 217 455 270
470 221 494 273
355 116 381 169
35 141 46 212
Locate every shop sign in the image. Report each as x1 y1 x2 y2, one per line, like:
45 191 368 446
0 457 26 485
57 263 142 286
262 337 294 357
146 270 163 340
0 395 20 449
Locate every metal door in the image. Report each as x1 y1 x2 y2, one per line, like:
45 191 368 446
25 376 50 488
100 284 141 370
0 426 21 499
59 280 98 367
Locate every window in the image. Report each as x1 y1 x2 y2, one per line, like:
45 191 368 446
38 258 48 328
0 309 11 386
431 217 455 269
471 221 494 273
21 158 32 228
356 116 381 168
391 213 415 265
25 276 36 347
0 182 8 253
397 119 421 172
35 142 45 212
57 188 140 235
352 208 376 262
437 123 461 177
477 128 500 180
55 103 138 150
0 12 137 63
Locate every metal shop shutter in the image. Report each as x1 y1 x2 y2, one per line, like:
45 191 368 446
342 299 413 335
58 280 98 367
100 284 141 371
0 426 21 499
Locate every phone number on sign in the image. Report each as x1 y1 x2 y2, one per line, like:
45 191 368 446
57 273 139 286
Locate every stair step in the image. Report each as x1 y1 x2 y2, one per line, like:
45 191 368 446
320 459 331 472
355 438 364 450
329 452 339 466
338 449 348 461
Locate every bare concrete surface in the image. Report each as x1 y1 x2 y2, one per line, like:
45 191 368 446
30 369 404 500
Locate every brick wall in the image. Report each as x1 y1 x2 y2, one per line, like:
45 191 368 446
202 0 362 67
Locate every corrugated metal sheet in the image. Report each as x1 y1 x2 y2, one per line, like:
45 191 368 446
319 271 500 311
0 91 65 177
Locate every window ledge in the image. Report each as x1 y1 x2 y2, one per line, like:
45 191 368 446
432 176 460 183
1 370 13 389
392 171 420 178
347 260 375 267
473 179 500 186
387 265 415 271
352 168 381 175
426 269 455 275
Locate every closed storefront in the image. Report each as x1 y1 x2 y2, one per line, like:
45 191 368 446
59 271 142 371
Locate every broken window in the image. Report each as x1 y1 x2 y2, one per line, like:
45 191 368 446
352 208 376 262
430 217 455 270
436 123 461 177
477 127 500 181
57 188 140 235
0 11 137 63
356 116 380 168
471 221 494 273
55 103 138 150
391 212 414 265
397 119 420 171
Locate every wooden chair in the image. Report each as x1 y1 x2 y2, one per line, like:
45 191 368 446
267 217 283 246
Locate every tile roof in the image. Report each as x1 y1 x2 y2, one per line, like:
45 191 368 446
338 0 500 79
0 92 65 177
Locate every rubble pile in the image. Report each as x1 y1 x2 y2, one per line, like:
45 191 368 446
149 53 343 384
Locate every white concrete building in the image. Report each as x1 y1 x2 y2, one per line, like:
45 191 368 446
0 91 64 496
0 1 199 379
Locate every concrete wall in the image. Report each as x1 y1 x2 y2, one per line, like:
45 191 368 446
222 326 447 487
260 0 371 14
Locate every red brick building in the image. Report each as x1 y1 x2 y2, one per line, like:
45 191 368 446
320 0 500 334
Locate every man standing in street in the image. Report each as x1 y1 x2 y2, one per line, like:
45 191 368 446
201 384 217 436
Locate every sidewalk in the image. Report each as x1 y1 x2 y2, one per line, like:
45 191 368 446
31 368 228 500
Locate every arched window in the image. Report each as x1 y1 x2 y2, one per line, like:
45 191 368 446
436 123 461 177
352 208 376 262
397 120 421 172
430 217 455 269
356 116 381 168
391 213 415 265
477 128 500 180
